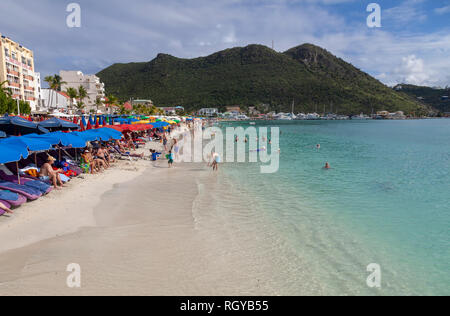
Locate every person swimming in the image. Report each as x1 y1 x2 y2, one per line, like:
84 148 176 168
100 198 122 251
316 144 321 150
324 162 331 169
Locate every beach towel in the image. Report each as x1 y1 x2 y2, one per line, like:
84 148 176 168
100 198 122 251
0 181 42 201
0 170 52 195
0 190 27 206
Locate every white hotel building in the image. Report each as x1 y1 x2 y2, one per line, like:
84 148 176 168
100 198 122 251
60 70 106 112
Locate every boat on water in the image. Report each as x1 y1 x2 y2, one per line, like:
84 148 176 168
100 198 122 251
352 113 371 120
306 113 320 120
294 113 307 120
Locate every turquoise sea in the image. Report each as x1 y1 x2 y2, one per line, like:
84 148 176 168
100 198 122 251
206 119 449 295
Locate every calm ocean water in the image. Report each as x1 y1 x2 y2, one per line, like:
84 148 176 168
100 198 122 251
206 119 449 295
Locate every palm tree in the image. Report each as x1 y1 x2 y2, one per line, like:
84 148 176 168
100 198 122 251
53 75 66 109
0 81 12 97
65 87 78 112
74 100 85 112
95 97 104 114
105 94 118 114
77 86 88 111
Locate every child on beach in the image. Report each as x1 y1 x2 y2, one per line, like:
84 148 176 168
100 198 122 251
167 151 174 168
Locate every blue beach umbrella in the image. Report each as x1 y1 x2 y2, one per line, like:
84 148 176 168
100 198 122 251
72 131 101 142
16 135 54 152
39 117 80 130
81 116 88 128
0 116 49 136
0 137 29 164
34 132 87 148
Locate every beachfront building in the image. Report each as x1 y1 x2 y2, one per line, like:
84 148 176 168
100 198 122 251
387 111 407 120
60 70 105 112
226 106 241 114
0 33 40 111
158 106 184 115
131 99 154 107
41 89 75 113
198 108 218 117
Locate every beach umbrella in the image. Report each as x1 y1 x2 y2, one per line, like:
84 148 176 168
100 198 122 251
0 115 50 136
36 132 87 148
108 125 124 132
72 131 99 142
95 116 100 129
79 118 85 131
39 117 80 131
17 134 54 152
86 117 93 130
91 128 122 140
0 137 29 164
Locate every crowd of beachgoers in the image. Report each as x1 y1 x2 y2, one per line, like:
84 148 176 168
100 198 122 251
0 118 194 217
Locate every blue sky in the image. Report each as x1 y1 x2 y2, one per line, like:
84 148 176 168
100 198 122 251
1 0 449 87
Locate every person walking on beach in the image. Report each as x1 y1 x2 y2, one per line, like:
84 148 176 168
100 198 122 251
172 138 179 161
163 135 168 152
211 152 221 171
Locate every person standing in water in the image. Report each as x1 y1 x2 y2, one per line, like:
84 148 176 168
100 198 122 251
168 151 174 168
324 162 331 169
211 152 221 171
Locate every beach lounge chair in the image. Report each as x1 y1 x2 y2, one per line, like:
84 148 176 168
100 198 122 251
0 190 27 207
0 181 42 201
0 170 53 195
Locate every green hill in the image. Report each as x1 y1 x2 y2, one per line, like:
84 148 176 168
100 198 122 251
97 44 427 115
394 84 450 113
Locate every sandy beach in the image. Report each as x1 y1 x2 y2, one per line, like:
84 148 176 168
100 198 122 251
0 126 287 296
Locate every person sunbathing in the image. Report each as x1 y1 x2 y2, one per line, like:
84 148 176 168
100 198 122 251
0 201 13 214
95 147 110 168
82 149 103 174
115 139 127 152
102 145 115 164
88 149 107 172
39 156 64 189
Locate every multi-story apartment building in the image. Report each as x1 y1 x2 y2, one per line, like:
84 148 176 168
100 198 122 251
60 70 105 112
0 33 40 111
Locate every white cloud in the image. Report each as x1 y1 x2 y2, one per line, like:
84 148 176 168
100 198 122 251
435 5 450 15
383 0 427 25
393 55 430 86
0 0 448 87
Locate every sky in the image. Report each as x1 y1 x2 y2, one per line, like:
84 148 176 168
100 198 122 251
1 0 449 88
